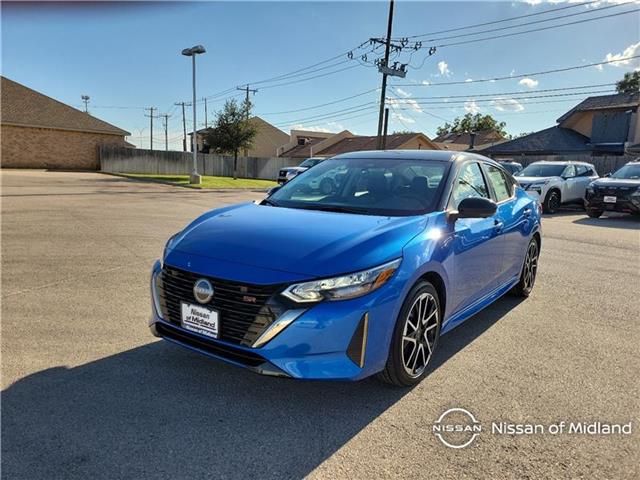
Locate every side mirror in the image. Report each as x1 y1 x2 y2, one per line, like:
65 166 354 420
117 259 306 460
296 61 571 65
449 197 497 222
267 186 281 196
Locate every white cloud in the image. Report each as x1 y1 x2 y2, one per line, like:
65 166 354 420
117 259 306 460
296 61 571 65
602 42 640 70
524 0 542 5
465 78 473 83
396 88 412 98
464 100 480 114
519 77 539 88
437 61 451 76
391 112 416 124
421 80 430 85
491 98 525 112
326 121 345 130
387 97 423 113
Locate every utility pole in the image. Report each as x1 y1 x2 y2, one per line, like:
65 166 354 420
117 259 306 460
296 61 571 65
382 107 390 149
144 107 157 150
175 102 188 151
161 114 170 151
237 85 257 156
203 97 208 128
81 95 90 113
376 0 395 150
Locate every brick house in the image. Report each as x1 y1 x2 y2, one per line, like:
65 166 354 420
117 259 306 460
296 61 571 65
1 76 131 170
481 92 640 159
192 116 289 157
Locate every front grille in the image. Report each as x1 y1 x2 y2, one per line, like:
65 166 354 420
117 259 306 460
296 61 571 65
156 266 286 347
156 322 266 367
596 186 633 201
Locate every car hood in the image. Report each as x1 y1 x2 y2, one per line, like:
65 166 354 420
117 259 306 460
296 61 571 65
591 178 640 188
515 176 559 184
168 202 428 278
282 167 307 174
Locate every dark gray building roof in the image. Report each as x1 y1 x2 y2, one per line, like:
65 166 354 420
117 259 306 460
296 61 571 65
480 126 590 155
557 92 639 123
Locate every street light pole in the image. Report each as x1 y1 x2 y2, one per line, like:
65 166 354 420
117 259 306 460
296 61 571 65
191 55 198 182
182 44 206 185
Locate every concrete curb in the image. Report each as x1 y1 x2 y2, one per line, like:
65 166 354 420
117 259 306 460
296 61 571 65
100 172 272 193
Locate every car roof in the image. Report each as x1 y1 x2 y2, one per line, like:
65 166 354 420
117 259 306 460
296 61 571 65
527 160 593 166
330 149 497 164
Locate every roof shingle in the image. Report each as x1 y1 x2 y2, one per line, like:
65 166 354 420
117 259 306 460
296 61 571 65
1 76 129 136
480 126 590 155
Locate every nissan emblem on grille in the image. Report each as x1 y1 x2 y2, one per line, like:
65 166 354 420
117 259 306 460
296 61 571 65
193 278 214 304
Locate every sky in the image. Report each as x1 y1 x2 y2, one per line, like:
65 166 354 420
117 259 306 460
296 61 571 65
2 0 639 150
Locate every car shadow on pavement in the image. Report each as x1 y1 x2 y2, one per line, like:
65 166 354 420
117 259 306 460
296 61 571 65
573 215 640 230
2 297 521 480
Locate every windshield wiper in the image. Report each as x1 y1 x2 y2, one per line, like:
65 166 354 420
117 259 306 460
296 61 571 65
262 198 279 207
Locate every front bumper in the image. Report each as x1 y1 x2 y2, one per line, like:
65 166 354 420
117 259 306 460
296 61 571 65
585 194 640 214
149 260 404 381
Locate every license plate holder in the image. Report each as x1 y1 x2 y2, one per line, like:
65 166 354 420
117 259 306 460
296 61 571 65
603 195 617 203
181 302 219 339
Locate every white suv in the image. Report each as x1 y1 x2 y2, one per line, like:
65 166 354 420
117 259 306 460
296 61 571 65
514 161 599 213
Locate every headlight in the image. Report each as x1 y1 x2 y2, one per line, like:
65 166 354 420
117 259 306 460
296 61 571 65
282 258 402 303
527 181 548 190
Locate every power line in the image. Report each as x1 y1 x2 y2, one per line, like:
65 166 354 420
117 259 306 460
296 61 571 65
392 0 600 40
393 56 640 87
433 8 639 48
390 83 617 100
144 107 157 150
398 1 632 44
256 88 379 116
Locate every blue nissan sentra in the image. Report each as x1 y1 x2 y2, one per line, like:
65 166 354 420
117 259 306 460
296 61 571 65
150 150 541 386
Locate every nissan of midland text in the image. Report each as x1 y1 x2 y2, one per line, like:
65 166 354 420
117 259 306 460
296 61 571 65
149 151 542 386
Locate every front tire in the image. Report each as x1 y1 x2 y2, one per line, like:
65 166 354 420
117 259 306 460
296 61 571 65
543 189 561 214
587 209 603 218
378 281 442 387
511 238 540 297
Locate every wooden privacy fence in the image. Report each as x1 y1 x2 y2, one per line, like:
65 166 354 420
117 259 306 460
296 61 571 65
101 147 638 179
99 147 300 180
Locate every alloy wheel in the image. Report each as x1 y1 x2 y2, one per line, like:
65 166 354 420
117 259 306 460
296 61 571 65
402 292 439 378
523 241 539 291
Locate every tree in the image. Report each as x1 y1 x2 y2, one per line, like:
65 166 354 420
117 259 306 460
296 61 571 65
203 98 257 179
436 113 507 137
616 71 640 94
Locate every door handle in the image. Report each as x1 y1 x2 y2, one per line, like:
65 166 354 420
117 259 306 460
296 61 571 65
493 220 504 232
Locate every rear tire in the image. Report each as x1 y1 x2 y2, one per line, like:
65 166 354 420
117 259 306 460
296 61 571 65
587 209 603 218
511 238 540 297
543 190 561 214
377 281 442 387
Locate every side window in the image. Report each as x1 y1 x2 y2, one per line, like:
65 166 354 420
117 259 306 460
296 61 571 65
562 165 576 178
575 165 589 177
485 165 512 202
450 162 489 209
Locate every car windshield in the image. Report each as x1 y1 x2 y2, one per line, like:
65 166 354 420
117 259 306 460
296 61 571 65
267 157 449 216
299 158 320 168
516 163 566 177
611 164 640 180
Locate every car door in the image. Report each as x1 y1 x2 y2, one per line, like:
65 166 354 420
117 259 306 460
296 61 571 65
561 164 580 201
449 162 504 315
574 164 598 199
482 163 524 283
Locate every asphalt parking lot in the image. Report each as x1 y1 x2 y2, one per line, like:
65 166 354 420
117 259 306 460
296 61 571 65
2 169 639 479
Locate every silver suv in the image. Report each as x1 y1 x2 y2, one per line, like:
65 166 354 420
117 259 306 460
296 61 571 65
514 161 599 213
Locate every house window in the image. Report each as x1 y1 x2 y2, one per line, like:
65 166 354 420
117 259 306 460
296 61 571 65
297 138 307 146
